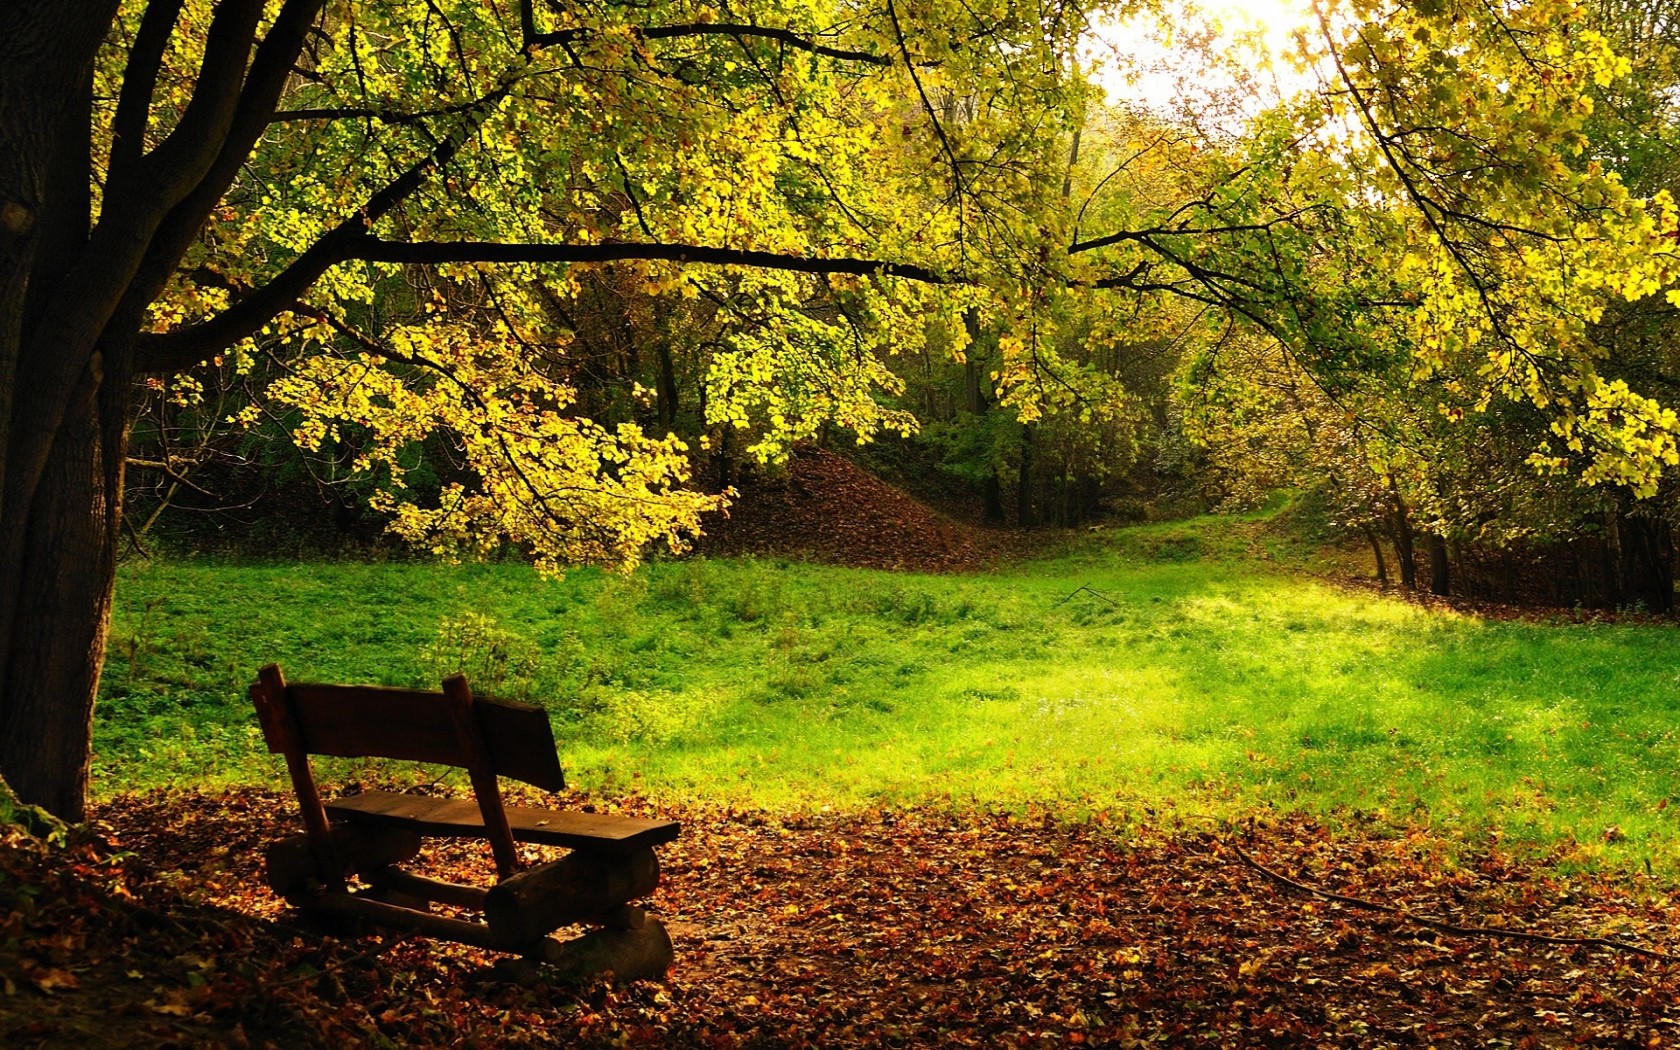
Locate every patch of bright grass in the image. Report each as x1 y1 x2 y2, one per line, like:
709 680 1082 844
97 517 1680 870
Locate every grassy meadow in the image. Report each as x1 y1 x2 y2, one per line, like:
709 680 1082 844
98 514 1680 870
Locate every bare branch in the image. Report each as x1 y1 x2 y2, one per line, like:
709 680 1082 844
519 2 889 66
351 238 950 283
136 117 486 372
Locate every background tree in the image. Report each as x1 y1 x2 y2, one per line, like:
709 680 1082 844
1172 0 1680 606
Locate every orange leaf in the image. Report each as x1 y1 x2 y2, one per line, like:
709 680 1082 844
29 968 79 994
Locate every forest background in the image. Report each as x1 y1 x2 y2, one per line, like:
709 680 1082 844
114 0 1680 626
118 0 1680 602
5 0 1680 825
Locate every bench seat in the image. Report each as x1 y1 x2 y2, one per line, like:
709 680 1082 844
325 789 680 857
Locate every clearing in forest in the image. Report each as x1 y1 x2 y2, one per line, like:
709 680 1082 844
4 514 1678 1045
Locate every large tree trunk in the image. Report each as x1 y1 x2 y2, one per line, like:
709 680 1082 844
0 2 124 821
0 354 130 820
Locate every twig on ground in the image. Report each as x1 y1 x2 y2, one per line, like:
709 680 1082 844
1230 837 1679 963
1058 585 1117 606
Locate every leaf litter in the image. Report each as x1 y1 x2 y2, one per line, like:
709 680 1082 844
3 788 1679 1047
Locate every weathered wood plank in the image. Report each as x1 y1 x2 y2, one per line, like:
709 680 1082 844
287 684 462 763
283 684 565 792
477 697 567 792
444 673 520 876
600 904 647 931
253 664 342 889
363 866 491 911
305 891 514 951
323 791 680 855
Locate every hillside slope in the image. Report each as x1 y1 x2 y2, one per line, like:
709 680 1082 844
695 446 1004 572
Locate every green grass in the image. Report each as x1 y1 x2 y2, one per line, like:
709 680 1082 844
97 515 1680 870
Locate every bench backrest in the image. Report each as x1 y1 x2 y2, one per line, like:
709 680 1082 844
268 682 565 791
251 663 562 878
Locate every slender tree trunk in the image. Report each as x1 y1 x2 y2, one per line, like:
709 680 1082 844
1015 425 1036 528
1617 515 1673 613
1426 533 1451 596
1600 515 1623 608
1362 525 1389 586
1387 482 1417 590
714 426 735 494
655 341 677 433
960 309 1006 526
962 344 985 416
982 472 1005 525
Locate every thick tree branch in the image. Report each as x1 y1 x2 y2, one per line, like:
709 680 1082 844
108 0 186 172
120 0 332 368
113 0 266 207
351 238 950 282
1069 216 1315 256
6 0 273 581
520 4 889 66
127 0 329 304
136 129 481 372
143 229 950 370
269 95 494 126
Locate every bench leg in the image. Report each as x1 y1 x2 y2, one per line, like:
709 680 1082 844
265 825 422 900
524 919 674 983
484 847 659 945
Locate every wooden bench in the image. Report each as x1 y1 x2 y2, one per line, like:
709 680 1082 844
250 663 680 980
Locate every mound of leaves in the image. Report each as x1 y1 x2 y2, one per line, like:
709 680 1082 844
5 790 1680 1047
698 447 1003 573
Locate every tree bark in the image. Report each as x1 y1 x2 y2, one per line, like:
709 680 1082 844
0 341 132 820
1015 424 1036 528
1426 533 1451 597
0 2 125 820
1362 525 1389 586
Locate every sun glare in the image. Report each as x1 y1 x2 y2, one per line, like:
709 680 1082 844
1090 0 1322 121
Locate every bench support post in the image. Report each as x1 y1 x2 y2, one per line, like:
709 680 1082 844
252 663 343 890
